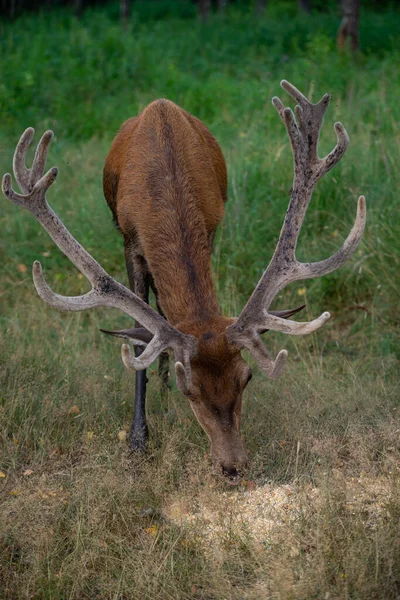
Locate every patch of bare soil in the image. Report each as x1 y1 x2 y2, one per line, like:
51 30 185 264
164 474 391 554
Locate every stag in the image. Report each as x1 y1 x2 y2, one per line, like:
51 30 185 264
2 81 365 483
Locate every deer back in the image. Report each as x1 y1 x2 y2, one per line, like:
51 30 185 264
103 99 227 325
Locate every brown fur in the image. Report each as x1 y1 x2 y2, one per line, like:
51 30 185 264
104 100 249 477
104 100 227 325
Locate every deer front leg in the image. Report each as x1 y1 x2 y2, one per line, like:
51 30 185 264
156 300 170 395
149 276 170 396
124 244 150 452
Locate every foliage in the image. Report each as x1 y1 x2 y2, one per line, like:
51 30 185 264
0 2 399 598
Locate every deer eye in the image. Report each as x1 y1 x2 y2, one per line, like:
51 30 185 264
186 390 200 403
246 372 253 384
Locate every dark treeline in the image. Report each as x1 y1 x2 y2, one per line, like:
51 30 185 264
0 0 395 20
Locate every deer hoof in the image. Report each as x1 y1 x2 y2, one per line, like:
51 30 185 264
129 428 148 453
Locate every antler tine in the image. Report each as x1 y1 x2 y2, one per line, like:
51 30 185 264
296 195 366 280
227 80 366 377
280 80 310 106
2 128 199 375
243 335 288 379
121 339 167 371
12 127 34 194
123 343 193 394
29 130 54 190
319 121 350 177
174 349 193 393
2 166 58 209
32 259 105 311
175 362 190 395
281 80 331 116
12 128 54 195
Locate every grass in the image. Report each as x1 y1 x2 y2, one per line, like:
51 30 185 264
0 2 400 598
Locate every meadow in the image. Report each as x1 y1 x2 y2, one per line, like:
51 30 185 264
0 2 399 598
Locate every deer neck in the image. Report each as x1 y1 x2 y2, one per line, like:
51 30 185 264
143 220 221 327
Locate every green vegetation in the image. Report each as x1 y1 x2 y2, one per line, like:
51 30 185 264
0 2 399 598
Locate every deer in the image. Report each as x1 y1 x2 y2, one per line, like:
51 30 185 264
2 81 366 484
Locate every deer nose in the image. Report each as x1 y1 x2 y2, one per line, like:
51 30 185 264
221 465 241 485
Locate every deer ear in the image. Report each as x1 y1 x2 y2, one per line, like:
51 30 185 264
99 327 153 348
269 304 306 319
258 305 306 335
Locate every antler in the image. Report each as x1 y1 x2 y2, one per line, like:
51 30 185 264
2 128 197 385
227 80 366 376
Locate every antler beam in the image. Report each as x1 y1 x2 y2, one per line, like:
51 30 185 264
2 128 198 379
227 80 366 375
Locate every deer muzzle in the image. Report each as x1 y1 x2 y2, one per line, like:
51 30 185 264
211 430 248 485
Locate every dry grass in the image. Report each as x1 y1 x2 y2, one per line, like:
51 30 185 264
1 433 400 599
1 292 399 599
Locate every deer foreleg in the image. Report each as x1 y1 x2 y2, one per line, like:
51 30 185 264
156 300 170 394
149 276 170 395
124 245 150 451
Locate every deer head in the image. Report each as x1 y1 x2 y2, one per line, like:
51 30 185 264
104 304 305 482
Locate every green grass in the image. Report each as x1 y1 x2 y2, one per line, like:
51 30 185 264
1 2 400 598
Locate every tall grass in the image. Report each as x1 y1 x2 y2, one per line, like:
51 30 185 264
0 2 399 598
